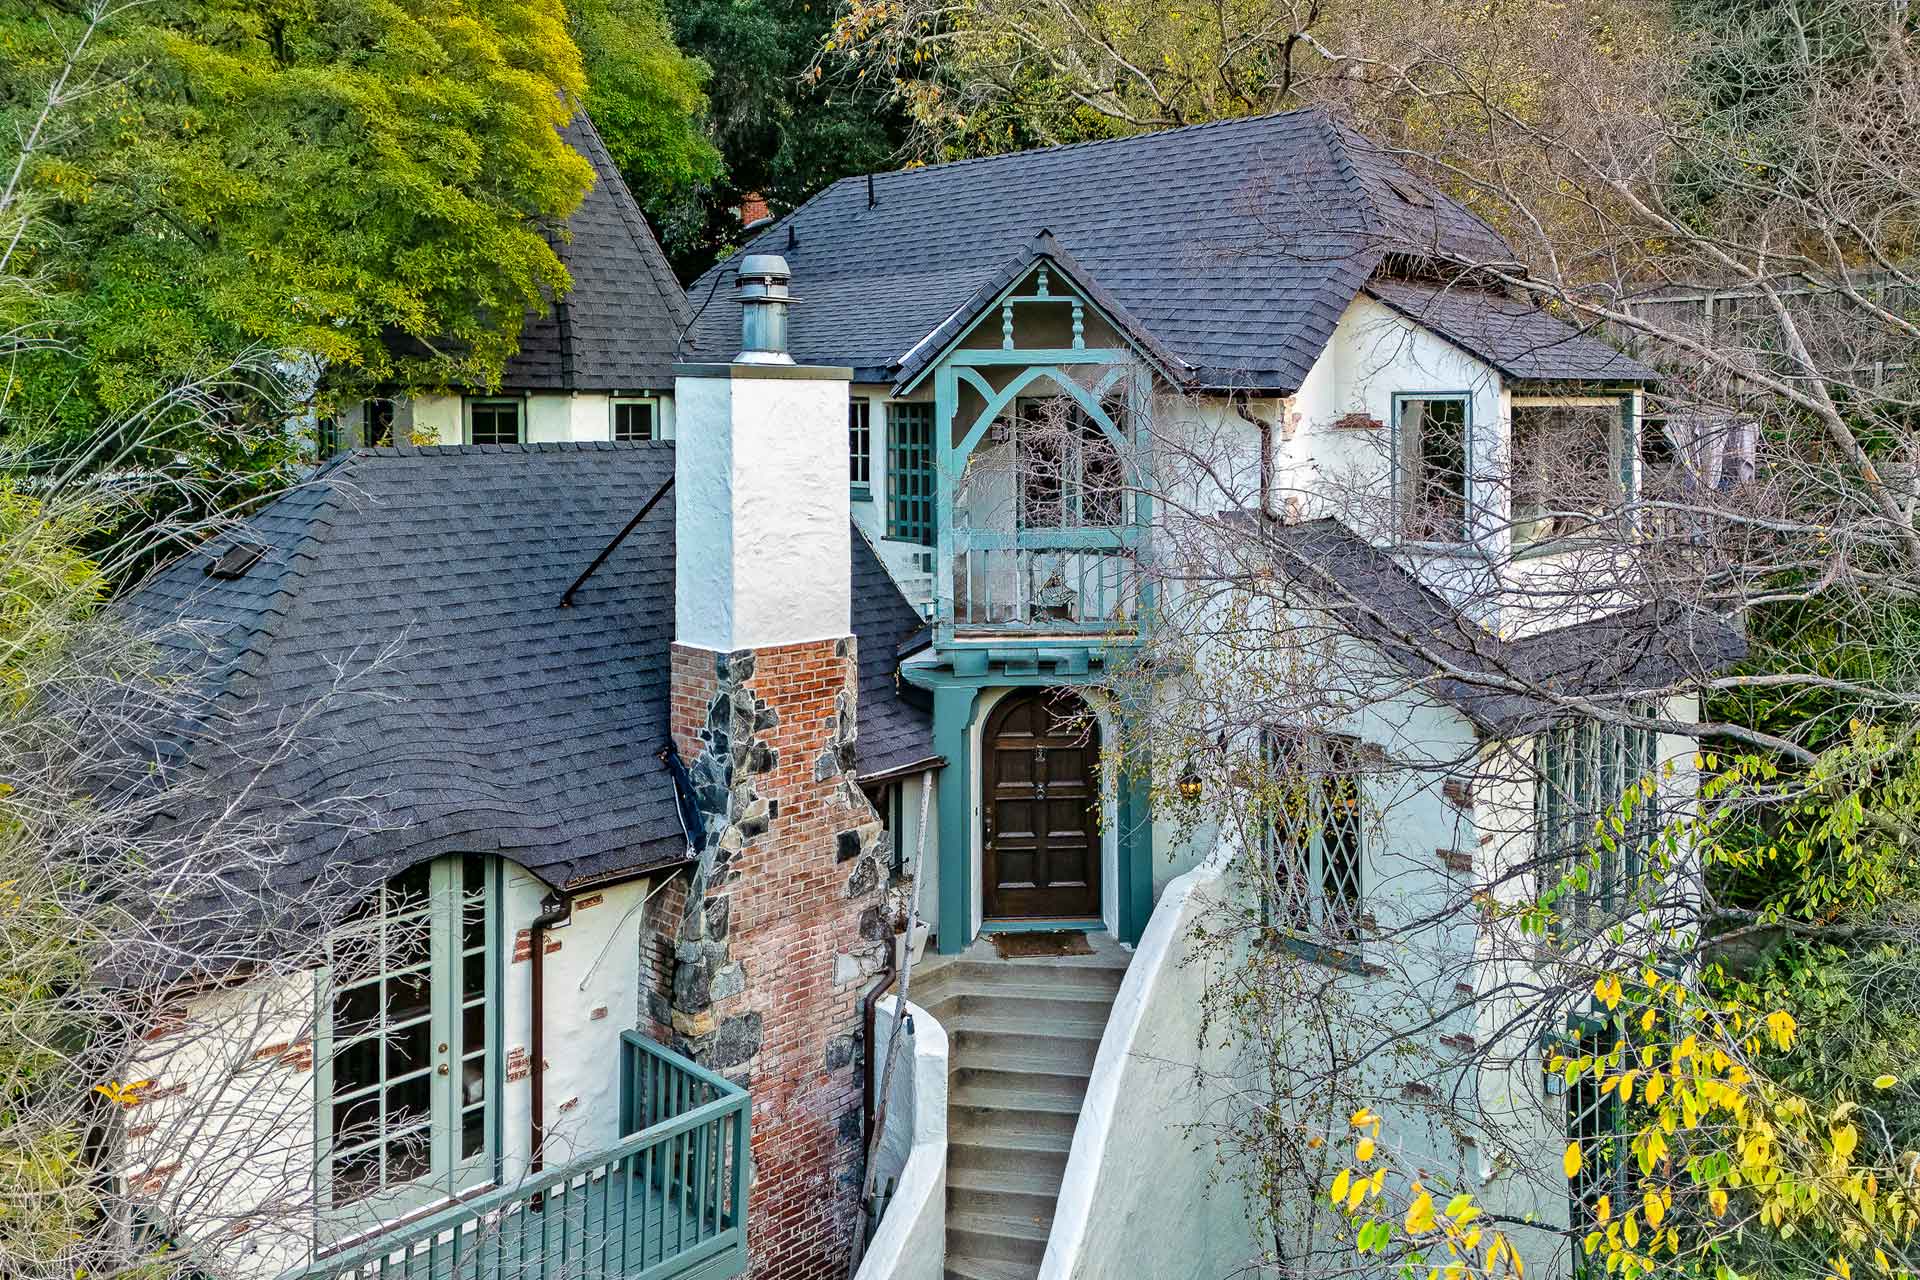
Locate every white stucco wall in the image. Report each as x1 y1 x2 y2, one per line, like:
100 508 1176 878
403 393 676 446
674 366 853 652
852 997 948 1280
1039 850 1256 1280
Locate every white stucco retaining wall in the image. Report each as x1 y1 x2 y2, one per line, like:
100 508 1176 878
1039 850 1255 1280
853 997 948 1280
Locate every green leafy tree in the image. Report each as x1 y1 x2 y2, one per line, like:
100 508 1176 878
1 0 595 462
572 0 722 213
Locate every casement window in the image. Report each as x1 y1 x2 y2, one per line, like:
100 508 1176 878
1511 399 1633 547
316 416 342 461
612 397 657 442
849 399 873 496
1394 394 1472 543
1534 716 1661 922
466 398 524 446
1259 730 1365 942
317 855 497 1218
887 402 936 546
1013 397 1125 529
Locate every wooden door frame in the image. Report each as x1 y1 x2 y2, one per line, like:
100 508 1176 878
980 687 1103 922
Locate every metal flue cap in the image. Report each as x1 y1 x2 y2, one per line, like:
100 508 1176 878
736 254 793 362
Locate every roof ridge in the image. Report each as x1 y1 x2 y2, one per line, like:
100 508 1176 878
347 441 677 457
850 106 1334 186
1315 112 1388 237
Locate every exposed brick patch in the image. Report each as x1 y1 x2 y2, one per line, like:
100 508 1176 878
1439 1032 1477 1054
512 929 533 964
1402 1081 1436 1100
131 1163 181 1195
506 1046 531 1084
126 1123 157 1140
558 1096 580 1114
1441 779 1474 810
1439 848 1474 874
590 1005 609 1022
543 936 562 955
668 637 890 1279
573 893 605 911
1332 411 1385 431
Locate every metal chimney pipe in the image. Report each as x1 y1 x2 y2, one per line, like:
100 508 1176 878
736 254 793 364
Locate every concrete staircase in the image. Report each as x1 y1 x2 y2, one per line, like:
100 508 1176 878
910 934 1130 1280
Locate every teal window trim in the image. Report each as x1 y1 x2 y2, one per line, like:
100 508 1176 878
464 397 525 446
1257 728 1367 951
611 397 658 442
1390 391 1474 547
1534 713 1661 926
313 855 500 1233
887 401 936 546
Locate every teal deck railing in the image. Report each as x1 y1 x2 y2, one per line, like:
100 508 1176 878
296 1032 749 1280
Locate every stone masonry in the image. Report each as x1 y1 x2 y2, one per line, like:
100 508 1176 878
664 637 891 1280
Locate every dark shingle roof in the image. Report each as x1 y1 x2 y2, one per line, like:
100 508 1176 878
1256 517 1743 733
852 528 937 780
497 115 691 392
128 445 935 911
1363 282 1657 385
683 110 1518 391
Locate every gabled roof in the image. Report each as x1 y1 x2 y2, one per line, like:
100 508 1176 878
127 445 936 915
497 115 692 393
1363 281 1657 385
1254 517 1744 734
682 110 1518 391
852 528 938 780
891 232 1194 393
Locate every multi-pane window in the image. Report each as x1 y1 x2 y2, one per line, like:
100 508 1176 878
316 416 342 461
467 399 523 446
887 402 936 546
849 399 873 493
1564 1026 1625 1277
1014 397 1125 529
1395 394 1471 542
1535 716 1661 922
1259 730 1365 942
1511 401 1630 546
320 855 495 1214
613 398 657 442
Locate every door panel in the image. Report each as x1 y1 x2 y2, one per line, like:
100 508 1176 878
984 690 1102 919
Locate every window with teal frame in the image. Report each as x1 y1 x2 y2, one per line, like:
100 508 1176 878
1535 715 1660 925
887 402 935 546
316 854 498 1225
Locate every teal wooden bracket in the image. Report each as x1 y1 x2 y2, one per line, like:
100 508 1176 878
924 682 982 955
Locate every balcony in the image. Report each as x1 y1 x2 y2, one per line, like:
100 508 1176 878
948 529 1143 632
296 1033 748 1280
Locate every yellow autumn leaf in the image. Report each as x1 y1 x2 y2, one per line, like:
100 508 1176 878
1346 1176 1368 1211
1563 1141 1583 1179
1405 1188 1438 1234
1330 1168 1352 1207
1645 1191 1665 1228
1873 1075 1898 1090
1708 1187 1728 1217
1833 1123 1860 1162
1350 1107 1374 1127
1357 1137 1376 1161
1595 1194 1611 1224
1766 1009 1797 1051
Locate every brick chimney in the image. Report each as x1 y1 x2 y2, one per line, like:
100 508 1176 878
665 255 893 1275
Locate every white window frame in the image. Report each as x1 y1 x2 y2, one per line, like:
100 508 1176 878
611 396 660 443
464 397 525 446
1509 393 1637 551
1391 391 1475 547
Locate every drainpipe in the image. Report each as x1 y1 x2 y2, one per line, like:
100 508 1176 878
528 888 573 1178
1235 399 1276 520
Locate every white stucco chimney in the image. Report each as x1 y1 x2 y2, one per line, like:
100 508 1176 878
673 256 852 651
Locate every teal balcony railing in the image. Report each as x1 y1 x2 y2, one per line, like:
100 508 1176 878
294 1032 749 1280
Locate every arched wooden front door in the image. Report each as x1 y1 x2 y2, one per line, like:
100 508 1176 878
983 689 1102 920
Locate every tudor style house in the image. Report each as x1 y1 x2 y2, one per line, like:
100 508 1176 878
125 108 1739 1280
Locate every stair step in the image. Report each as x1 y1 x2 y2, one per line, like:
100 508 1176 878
947 1135 1072 1180
946 1026 1103 1076
948 1174 1061 1225
948 1211 1051 1265
951 1081 1085 1118
952 1104 1078 1145
915 958 1127 997
944 1257 1037 1280
947 1163 1066 1197
952 1063 1092 1103
944 1006 1109 1040
947 1048 1097 1080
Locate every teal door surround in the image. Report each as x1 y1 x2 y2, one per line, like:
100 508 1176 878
903 658 1154 955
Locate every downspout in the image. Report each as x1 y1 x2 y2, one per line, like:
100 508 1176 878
1235 399 1276 520
528 888 573 1177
